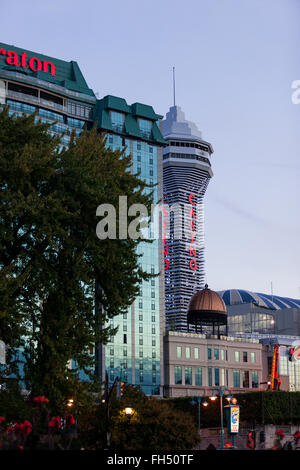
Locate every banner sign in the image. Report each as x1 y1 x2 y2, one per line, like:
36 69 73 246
226 405 240 434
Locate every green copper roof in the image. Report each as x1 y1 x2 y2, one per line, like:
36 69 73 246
0 42 95 98
94 95 167 145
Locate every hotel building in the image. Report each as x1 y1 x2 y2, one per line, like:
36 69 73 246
0 42 166 395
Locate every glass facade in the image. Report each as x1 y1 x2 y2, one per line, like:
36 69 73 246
104 135 161 395
228 312 275 334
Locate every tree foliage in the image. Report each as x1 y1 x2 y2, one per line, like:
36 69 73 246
0 107 154 407
78 385 200 450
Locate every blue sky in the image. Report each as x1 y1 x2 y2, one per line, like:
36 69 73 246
2 0 300 298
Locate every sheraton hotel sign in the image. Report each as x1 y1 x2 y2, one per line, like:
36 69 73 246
0 48 55 76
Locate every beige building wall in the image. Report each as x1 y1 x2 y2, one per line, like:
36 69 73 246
164 331 264 397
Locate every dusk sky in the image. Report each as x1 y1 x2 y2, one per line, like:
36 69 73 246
2 0 300 298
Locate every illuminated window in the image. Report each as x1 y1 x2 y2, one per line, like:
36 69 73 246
186 347 191 359
176 346 182 358
208 348 212 360
194 348 199 359
250 352 256 363
235 351 240 362
214 349 219 360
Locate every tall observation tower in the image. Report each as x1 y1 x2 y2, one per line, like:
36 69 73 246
161 105 213 331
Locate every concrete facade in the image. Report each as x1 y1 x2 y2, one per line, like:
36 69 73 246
163 331 263 397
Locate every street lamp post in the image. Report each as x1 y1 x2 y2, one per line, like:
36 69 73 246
209 387 233 450
190 396 208 450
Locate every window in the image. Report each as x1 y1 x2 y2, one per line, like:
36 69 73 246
139 336 143 345
151 303 156 310
123 334 127 344
208 348 212 360
139 361 143 370
185 367 192 385
139 325 143 333
139 372 144 383
215 368 220 386
242 371 250 388
152 327 155 334
174 366 182 384
110 359 114 368
123 348 127 356
176 346 182 359
220 349 225 361
139 118 152 138
151 316 156 323
233 370 240 387
186 347 191 359
152 350 156 359
152 363 156 371
252 371 259 388
110 347 114 356
243 352 248 363
139 314 143 321
195 367 202 386
123 323 127 331
111 111 124 132
250 352 256 363
208 368 212 386
194 348 199 360
235 351 240 362
152 339 156 346
214 349 219 360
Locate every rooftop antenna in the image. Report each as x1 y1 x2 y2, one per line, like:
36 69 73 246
173 66 176 107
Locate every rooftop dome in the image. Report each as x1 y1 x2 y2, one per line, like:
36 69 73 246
189 284 227 314
187 285 227 334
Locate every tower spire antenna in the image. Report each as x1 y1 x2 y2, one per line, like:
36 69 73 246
173 66 176 107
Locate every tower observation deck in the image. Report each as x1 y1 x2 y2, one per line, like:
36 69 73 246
161 105 213 331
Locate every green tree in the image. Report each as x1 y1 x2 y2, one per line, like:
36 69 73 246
0 107 154 410
110 386 200 450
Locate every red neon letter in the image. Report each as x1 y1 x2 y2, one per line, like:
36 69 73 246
43 61 55 77
6 51 20 66
189 207 196 219
190 220 195 231
29 57 42 72
189 194 196 205
20 52 28 69
0 49 6 62
190 246 196 258
190 259 197 271
164 246 169 257
164 259 169 270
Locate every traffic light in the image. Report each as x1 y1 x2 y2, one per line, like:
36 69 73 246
120 381 125 397
246 431 255 449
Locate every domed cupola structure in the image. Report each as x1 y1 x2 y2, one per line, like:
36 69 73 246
187 284 227 336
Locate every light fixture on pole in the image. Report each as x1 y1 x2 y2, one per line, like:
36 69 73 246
190 396 207 450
